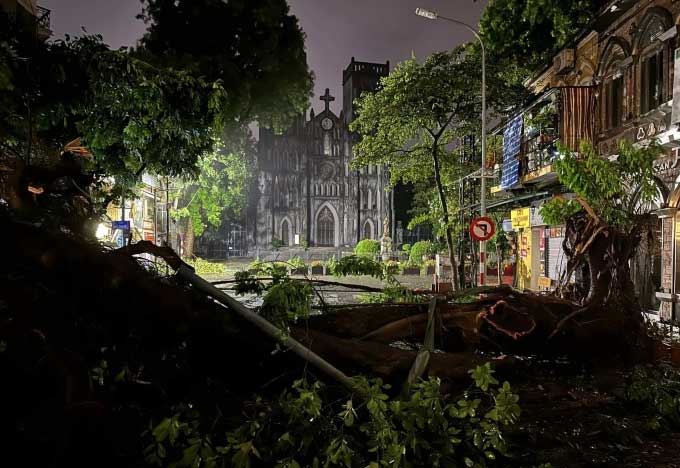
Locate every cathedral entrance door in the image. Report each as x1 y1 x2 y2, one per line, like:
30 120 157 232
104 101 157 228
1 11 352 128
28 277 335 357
317 207 335 247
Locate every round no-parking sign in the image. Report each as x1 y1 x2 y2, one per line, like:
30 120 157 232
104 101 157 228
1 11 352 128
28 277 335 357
469 217 495 241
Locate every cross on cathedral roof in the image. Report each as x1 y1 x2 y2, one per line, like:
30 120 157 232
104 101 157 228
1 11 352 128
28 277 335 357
320 88 335 113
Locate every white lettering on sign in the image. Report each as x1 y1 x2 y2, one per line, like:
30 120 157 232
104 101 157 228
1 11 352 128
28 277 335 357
654 147 680 174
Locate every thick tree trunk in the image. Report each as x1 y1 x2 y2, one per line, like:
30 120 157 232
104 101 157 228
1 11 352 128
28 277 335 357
431 145 459 291
183 217 195 259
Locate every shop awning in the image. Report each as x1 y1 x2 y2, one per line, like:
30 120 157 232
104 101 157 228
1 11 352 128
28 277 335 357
481 191 553 213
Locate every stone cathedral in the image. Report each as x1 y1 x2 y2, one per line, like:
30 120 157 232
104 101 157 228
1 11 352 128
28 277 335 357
250 58 390 249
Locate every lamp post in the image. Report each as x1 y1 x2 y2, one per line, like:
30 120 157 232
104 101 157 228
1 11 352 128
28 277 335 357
415 7 487 285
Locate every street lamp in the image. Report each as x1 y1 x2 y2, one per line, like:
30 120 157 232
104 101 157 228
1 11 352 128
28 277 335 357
415 7 488 286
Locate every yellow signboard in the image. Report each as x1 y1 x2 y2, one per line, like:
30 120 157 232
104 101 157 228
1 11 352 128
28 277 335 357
538 276 553 289
511 207 531 230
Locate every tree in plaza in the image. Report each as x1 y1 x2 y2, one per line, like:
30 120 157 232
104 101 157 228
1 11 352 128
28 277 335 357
351 47 527 290
172 134 255 258
137 0 314 131
480 0 600 70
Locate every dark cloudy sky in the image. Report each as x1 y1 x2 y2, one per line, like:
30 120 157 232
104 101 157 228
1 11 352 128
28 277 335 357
41 0 488 115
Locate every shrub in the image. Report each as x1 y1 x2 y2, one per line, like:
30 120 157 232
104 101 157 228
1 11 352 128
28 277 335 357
383 260 401 276
247 259 264 272
325 255 338 273
184 257 225 276
401 259 420 270
289 256 308 270
271 237 284 250
354 239 381 256
409 240 436 264
402 243 412 253
330 255 384 279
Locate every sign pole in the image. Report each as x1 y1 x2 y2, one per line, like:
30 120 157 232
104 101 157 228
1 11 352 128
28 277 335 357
469 216 495 288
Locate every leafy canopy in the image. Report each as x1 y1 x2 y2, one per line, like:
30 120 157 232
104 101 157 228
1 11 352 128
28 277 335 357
350 47 527 239
0 25 225 198
541 140 663 227
174 136 254 237
138 0 314 131
480 0 600 70
351 47 525 179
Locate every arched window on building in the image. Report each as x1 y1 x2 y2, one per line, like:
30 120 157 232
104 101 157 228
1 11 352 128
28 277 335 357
637 9 672 114
324 133 332 156
281 219 291 246
317 207 335 246
363 220 373 240
630 178 666 312
601 44 626 129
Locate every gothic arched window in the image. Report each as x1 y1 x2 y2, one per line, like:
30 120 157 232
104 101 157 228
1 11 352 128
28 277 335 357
363 221 373 240
281 219 290 246
324 133 332 156
317 207 335 246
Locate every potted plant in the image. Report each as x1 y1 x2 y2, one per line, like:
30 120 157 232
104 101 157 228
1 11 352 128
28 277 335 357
402 260 420 276
289 256 308 276
248 259 264 275
311 260 325 275
421 259 436 276
383 260 400 277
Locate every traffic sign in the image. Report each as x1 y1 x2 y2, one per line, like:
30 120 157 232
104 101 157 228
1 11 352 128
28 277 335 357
469 217 495 242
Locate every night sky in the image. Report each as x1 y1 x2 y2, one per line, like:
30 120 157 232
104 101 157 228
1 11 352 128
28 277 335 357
41 0 488 116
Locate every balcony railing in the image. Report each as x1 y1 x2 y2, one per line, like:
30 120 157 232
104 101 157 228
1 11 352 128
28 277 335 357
36 6 51 34
522 130 560 176
494 89 562 191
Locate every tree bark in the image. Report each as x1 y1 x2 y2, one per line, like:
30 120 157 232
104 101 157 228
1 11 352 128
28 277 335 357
431 144 459 291
183 217 195 259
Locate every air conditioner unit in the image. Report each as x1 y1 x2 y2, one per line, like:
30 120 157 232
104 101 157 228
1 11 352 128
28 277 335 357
553 49 575 75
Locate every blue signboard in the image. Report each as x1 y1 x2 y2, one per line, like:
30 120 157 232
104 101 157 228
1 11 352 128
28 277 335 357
112 220 130 231
501 114 523 189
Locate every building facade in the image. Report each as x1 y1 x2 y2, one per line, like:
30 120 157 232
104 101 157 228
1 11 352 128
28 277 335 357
489 0 680 317
250 59 390 249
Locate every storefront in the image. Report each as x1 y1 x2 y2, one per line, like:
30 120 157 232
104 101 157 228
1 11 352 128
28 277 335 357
511 207 532 290
511 204 568 291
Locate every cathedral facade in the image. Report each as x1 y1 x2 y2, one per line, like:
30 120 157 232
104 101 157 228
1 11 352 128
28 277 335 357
250 59 390 249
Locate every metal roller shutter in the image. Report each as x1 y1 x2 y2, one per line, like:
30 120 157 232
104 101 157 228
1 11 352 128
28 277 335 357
548 226 567 283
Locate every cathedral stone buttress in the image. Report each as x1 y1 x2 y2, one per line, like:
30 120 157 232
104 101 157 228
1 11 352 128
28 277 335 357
251 59 390 249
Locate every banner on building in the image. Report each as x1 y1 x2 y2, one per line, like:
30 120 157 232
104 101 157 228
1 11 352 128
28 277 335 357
560 86 596 151
501 114 523 189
